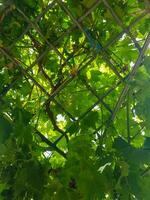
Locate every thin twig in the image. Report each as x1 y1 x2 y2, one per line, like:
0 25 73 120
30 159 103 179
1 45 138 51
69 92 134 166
45 99 69 142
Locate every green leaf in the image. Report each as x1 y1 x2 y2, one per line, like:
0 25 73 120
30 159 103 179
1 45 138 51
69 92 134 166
90 70 102 81
113 137 130 150
144 56 150 75
0 114 12 143
13 108 33 125
143 137 150 149
81 111 99 129
113 137 150 165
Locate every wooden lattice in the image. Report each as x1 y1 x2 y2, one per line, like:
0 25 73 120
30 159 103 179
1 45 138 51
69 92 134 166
0 0 150 158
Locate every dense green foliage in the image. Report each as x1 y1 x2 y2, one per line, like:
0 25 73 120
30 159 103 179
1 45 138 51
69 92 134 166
0 0 150 199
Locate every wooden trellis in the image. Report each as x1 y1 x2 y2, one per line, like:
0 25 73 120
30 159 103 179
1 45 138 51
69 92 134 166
0 0 150 158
